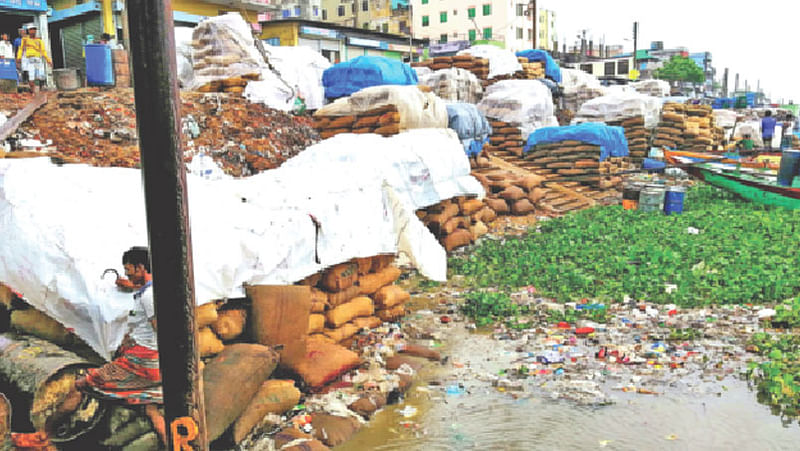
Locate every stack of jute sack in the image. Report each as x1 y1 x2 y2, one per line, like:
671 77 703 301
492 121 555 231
477 80 557 141
469 171 550 217
417 196 493 252
312 85 448 140
516 57 545 79
418 68 484 103
651 102 687 150
302 255 409 346
413 55 490 82
607 115 648 162
518 140 606 185
312 104 401 139
190 13 265 93
481 119 526 158
683 104 718 151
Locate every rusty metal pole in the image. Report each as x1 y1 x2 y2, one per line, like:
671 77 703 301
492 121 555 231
126 1 208 449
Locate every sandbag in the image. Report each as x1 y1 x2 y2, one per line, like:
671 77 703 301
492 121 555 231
442 229 473 252
372 285 410 309
376 305 405 322
348 392 387 419
311 301 327 313
233 379 302 443
511 198 535 215
248 285 311 367
473 206 497 223
311 414 361 447
528 187 548 204
498 186 525 201
327 285 361 307
196 302 219 328
352 316 382 330
370 254 395 272
290 340 360 389
211 308 247 341
484 197 510 214
297 272 322 287
441 216 469 235
203 344 279 441
326 296 374 327
357 266 401 295
355 257 373 276
459 198 484 215
308 314 325 334
320 262 359 292
10 309 73 347
324 323 360 342
470 221 489 239
516 174 544 191
273 428 329 451
198 327 225 357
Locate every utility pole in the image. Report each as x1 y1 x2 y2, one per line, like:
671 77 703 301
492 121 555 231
735 72 739 92
528 0 536 49
632 21 638 75
722 67 728 97
127 1 207 449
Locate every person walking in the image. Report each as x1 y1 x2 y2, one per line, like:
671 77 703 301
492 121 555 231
761 110 778 151
16 26 51 93
11 27 24 59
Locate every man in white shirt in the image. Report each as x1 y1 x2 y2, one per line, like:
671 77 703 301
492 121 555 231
0 33 13 60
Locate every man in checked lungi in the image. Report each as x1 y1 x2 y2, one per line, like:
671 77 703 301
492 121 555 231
54 247 166 444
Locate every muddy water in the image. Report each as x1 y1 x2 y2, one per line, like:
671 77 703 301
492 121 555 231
340 323 800 451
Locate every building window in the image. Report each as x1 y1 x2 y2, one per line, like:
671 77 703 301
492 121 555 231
483 27 492 39
422 0 428 3
453 9 457 15
617 59 630 75
363 23 369 29
382 23 389 33
468 7 476 18
440 34 448 43
604 61 615 76
351 2 356 13
516 27 523 39
422 15 429 26
322 9 327 20
440 11 447 23
362 0 368 11
516 4 524 16
338 5 345 16
483 4 491 15
468 29 476 41
282 9 289 18
527 28 532 40
580 63 592 74
294 6 301 16
313 6 319 16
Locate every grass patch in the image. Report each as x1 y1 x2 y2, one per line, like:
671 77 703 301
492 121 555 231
450 185 800 306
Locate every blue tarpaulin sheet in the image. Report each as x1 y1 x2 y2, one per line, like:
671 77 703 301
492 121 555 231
516 49 562 83
322 56 418 99
524 123 628 162
446 103 492 156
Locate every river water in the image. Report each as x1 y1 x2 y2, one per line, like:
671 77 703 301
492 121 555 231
340 317 800 451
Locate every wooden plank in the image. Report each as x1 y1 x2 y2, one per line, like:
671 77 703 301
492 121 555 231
0 92 50 142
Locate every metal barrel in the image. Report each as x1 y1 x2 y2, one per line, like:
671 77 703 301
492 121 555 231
638 184 665 213
664 185 687 215
0 333 103 442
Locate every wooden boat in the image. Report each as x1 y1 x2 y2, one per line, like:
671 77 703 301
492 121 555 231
663 150 779 170
669 156 800 209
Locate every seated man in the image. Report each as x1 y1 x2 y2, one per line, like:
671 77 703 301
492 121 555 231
56 247 165 443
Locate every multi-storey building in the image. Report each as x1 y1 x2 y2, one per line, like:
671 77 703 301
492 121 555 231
408 0 556 52
319 0 399 34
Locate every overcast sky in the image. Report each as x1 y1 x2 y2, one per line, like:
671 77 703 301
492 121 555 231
540 0 798 103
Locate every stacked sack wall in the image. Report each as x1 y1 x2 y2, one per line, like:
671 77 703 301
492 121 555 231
607 115 648 163
413 55 490 88
417 196 491 252
312 105 401 139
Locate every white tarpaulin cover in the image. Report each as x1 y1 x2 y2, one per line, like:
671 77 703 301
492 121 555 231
477 80 557 139
0 129 482 359
574 91 663 129
457 45 522 79
244 44 331 111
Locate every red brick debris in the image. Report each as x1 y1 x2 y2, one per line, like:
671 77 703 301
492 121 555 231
16 88 319 176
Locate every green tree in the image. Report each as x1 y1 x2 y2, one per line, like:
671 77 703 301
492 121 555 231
654 55 705 84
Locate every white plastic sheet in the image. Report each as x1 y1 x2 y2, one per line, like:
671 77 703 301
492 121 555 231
190 13 264 90
630 79 671 97
477 80 556 138
259 44 331 111
315 85 449 131
419 68 483 104
0 129 482 359
574 92 663 129
457 45 522 79
560 68 602 94
175 27 195 88
712 109 738 129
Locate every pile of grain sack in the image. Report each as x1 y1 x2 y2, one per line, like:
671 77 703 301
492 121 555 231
189 13 264 93
560 68 605 113
480 119 525 158
518 140 625 186
516 56 545 79
312 85 448 139
413 55 490 85
418 68 483 103
651 103 722 151
417 196 494 252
